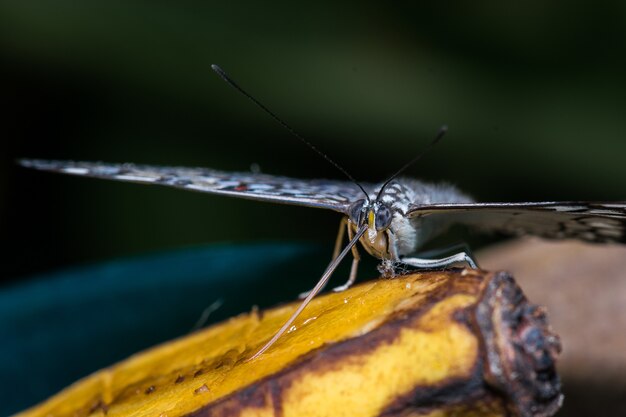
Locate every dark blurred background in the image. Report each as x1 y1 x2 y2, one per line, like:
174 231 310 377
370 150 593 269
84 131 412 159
1 1 626 415
3 1 625 283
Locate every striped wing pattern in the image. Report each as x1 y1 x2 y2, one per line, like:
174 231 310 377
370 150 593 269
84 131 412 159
408 202 626 243
19 160 364 214
20 160 626 245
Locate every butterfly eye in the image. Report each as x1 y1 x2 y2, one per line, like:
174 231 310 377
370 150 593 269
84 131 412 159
349 199 367 225
375 205 392 231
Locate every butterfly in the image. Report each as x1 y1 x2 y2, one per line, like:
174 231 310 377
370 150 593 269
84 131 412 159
18 158 626 357
19 65 626 359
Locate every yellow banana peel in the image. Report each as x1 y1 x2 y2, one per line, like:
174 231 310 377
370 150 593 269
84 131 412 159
16 270 562 417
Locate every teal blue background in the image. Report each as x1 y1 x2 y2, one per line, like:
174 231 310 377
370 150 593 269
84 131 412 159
0 243 359 415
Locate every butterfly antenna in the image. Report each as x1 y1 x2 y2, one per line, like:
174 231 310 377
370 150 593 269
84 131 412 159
248 223 368 361
211 64 370 202
376 125 447 200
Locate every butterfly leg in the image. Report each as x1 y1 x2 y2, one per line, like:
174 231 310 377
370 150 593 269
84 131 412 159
400 252 478 270
332 221 361 292
298 217 355 299
414 242 480 268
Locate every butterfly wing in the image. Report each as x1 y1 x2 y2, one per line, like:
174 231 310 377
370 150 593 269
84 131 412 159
19 160 365 214
407 202 626 243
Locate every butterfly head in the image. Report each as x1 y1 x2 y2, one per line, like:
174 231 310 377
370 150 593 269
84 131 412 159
349 199 392 230
349 199 393 256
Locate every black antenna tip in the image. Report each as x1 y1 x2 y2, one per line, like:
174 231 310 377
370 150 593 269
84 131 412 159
211 64 227 78
433 125 448 143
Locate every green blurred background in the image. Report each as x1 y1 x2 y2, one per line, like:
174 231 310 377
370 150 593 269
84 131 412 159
3 1 625 282
1 1 626 415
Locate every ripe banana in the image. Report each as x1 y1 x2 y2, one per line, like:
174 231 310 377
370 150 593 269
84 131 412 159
16 269 562 417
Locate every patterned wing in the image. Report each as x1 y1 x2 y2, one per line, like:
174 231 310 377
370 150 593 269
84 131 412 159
407 202 626 243
19 160 366 214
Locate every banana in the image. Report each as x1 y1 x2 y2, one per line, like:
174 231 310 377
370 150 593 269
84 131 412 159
16 270 562 417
